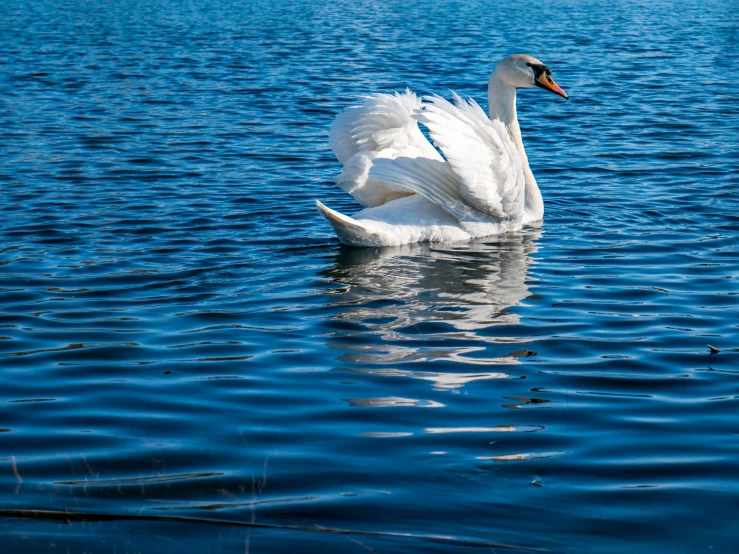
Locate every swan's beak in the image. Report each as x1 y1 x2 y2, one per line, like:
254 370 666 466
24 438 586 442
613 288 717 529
535 73 568 100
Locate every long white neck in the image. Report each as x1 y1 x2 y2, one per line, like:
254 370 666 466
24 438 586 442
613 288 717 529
487 71 544 223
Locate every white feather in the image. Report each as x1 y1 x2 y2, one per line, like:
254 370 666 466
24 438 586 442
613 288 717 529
329 90 442 208
370 157 488 224
416 94 525 221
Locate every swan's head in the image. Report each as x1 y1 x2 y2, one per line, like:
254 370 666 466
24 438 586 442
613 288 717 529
495 54 568 100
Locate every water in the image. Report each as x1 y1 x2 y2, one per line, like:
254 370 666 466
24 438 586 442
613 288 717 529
1 0 738 551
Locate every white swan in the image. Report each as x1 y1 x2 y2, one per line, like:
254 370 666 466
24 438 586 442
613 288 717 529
316 54 568 247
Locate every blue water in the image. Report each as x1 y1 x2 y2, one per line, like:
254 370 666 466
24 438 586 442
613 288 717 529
1 0 738 552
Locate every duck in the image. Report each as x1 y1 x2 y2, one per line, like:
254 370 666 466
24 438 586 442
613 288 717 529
316 54 568 247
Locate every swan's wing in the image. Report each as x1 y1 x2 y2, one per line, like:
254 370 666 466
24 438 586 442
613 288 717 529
415 93 525 220
330 90 440 165
329 91 442 208
369 157 490 223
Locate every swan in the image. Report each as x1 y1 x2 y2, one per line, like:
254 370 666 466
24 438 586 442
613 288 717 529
316 54 568 247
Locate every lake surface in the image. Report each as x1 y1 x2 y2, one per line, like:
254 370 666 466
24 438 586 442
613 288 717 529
1 0 738 552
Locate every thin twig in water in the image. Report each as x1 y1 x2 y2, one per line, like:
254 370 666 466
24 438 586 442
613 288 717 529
346 536 375 553
11 456 22 494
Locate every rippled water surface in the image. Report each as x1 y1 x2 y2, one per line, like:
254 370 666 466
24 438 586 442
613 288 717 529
2 0 739 552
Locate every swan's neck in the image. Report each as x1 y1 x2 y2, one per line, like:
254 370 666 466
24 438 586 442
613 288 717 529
488 72 544 222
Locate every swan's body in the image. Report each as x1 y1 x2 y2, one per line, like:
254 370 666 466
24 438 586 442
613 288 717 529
316 54 568 247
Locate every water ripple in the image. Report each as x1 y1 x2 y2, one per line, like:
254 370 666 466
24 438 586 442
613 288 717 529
1 0 738 552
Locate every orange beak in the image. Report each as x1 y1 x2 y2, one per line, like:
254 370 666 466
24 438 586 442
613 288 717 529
535 72 568 100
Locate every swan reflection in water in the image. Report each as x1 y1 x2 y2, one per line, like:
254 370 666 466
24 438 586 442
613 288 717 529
320 226 542 391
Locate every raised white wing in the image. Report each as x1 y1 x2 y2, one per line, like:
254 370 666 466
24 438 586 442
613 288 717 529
329 91 442 208
415 93 525 221
330 90 440 165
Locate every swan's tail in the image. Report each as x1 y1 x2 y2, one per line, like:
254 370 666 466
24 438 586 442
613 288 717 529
315 201 384 247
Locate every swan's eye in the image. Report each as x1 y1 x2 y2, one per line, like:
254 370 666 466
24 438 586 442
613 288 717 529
526 62 548 79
